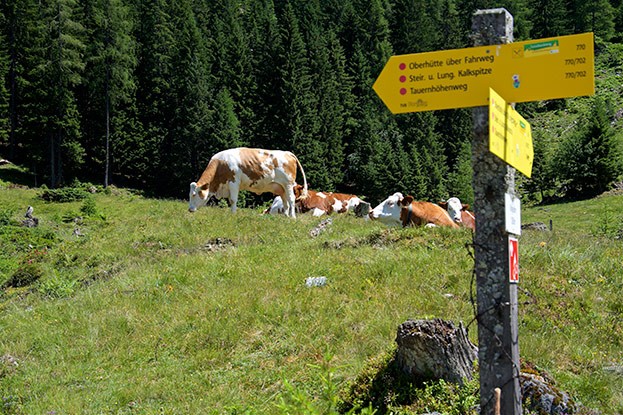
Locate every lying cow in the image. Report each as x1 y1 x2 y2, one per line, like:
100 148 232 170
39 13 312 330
368 192 458 228
189 147 308 217
264 185 366 217
438 197 476 231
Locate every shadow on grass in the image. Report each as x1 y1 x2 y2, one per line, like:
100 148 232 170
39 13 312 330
0 164 37 188
338 349 430 414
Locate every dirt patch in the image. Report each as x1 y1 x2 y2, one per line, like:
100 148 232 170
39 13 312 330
81 264 124 287
322 229 428 249
176 237 237 255
202 237 236 252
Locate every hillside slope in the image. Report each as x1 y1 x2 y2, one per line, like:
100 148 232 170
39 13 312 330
0 170 622 413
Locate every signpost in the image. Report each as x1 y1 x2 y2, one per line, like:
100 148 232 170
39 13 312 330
373 8 594 414
373 32 594 113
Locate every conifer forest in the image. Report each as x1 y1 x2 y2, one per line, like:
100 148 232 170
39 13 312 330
1 0 622 204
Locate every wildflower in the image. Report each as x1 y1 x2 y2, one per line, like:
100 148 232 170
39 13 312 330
539 241 547 247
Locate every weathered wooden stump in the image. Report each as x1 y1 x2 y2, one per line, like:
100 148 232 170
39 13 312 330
395 319 477 385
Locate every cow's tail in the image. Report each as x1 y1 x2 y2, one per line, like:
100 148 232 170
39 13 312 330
293 153 308 200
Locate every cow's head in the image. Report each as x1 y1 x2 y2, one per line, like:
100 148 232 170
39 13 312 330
440 197 467 224
188 182 209 212
368 192 404 226
354 201 371 218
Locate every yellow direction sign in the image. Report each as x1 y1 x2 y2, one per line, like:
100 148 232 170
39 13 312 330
489 88 533 177
489 88 507 159
373 32 594 113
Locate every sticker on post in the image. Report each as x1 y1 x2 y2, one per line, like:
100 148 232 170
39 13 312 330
509 236 519 283
505 193 521 235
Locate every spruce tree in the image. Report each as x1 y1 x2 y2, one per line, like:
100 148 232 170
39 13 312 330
445 140 474 205
436 108 474 203
554 97 622 198
277 3 324 188
501 0 533 39
585 0 616 41
567 0 615 40
32 0 86 187
160 0 213 194
517 129 556 203
389 0 442 54
527 0 569 38
1 0 45 175
337 0 396 200
81 0 137 187
305 28 356 190
208 0 255 146
400 112 449 201
614 0 623 42
243 0 282 150
0 7 8 146
132 0 174 190
438 0 467 49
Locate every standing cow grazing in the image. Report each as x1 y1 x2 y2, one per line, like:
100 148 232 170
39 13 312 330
188 148 308 217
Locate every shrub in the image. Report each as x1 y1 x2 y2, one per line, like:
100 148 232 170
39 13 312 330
39 187 89 203
4 263 43 288
591 208 623 238
0 209 14 226
80 197 97 217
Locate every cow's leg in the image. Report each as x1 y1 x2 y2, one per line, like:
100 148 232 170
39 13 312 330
228 182 240 213
283 185 296 218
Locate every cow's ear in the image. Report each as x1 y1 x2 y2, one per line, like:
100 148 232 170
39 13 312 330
439 201 447 209
463 204 470 210
402 195 414 206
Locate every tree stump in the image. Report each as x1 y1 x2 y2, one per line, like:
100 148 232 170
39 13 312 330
395 319 477 385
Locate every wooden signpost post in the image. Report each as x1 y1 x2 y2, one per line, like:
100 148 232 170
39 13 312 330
373 8 595 415
471 10 522 415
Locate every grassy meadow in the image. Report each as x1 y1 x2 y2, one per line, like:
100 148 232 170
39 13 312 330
0 165 622 414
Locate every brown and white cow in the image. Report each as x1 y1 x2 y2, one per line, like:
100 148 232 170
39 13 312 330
368 192 458 228
438 197 476 231
264 185 366 217
189 148 308 217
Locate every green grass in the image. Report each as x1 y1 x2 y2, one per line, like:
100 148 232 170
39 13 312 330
0 176 622 413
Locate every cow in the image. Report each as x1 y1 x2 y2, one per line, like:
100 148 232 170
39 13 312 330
438 197 476 231
264 185 367 217
368 192 459 228
189 147 308 217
